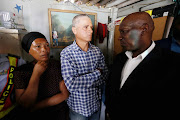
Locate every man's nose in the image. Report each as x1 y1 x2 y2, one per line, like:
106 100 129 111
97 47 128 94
88 27 93 33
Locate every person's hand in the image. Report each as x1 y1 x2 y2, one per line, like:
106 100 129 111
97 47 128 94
33 61 48 77
60 80 67 92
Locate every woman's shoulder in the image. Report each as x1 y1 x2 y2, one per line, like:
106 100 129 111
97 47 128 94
49 59 61 67
49 59 60 64
15 62 33 71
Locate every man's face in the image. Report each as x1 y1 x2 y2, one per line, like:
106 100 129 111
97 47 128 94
29 38 50 62
119 22 141 51
72 16 93 43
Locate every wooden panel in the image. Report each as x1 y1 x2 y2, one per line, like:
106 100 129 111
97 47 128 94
152 16 167 41
0 29 33 62
0 29 21 56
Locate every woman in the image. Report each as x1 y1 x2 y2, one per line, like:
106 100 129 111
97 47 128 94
13 32 69 120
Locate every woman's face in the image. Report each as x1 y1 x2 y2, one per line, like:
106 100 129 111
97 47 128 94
29 38 50 62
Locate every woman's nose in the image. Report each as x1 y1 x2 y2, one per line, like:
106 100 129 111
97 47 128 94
41 46 47 52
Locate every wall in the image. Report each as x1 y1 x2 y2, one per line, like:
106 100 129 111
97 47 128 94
0 0 116 62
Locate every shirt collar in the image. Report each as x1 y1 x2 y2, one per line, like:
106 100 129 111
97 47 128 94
125 41 155 60
72 40 80 51
72 40 93 52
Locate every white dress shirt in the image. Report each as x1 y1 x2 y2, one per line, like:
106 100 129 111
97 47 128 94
120 41 155 89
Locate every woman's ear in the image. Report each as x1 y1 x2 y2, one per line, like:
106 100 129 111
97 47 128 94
72 27 77 34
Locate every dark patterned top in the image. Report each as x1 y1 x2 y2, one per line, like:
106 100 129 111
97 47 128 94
13 59 69 120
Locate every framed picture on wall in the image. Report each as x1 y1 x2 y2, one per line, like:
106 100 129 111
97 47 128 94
48 8 97 48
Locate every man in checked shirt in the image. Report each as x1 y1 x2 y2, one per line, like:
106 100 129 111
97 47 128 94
60 14 108 120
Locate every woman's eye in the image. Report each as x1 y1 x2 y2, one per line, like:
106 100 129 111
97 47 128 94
36 45 40 48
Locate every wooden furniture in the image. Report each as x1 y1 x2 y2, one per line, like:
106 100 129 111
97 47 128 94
0 28 33 61
152 16 168 41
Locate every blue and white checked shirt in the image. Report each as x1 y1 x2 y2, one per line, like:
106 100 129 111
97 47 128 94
60 41 108 117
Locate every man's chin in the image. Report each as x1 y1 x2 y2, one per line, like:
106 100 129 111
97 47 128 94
86 39 92 42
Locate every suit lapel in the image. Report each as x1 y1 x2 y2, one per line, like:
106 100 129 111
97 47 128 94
120 46 162 90
111 53 128 89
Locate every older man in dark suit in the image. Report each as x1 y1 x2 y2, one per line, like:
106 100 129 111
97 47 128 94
105 11 180 120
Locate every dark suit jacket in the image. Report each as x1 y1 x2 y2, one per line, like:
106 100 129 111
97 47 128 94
155 37 172 50
105 45 180 119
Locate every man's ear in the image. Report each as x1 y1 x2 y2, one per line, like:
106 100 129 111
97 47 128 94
141 23 149 35
72 27 77 34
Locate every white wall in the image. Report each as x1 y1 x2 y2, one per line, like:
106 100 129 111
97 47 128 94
0 0 116 61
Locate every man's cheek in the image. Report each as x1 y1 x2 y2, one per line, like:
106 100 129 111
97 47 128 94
129 30 140 45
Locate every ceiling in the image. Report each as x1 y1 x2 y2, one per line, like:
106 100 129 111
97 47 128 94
58 0 176 17
60 0 175 9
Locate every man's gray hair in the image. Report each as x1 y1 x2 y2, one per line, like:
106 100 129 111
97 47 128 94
72 14 90 27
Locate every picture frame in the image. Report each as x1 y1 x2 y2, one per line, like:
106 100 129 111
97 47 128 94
48 8 97 48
